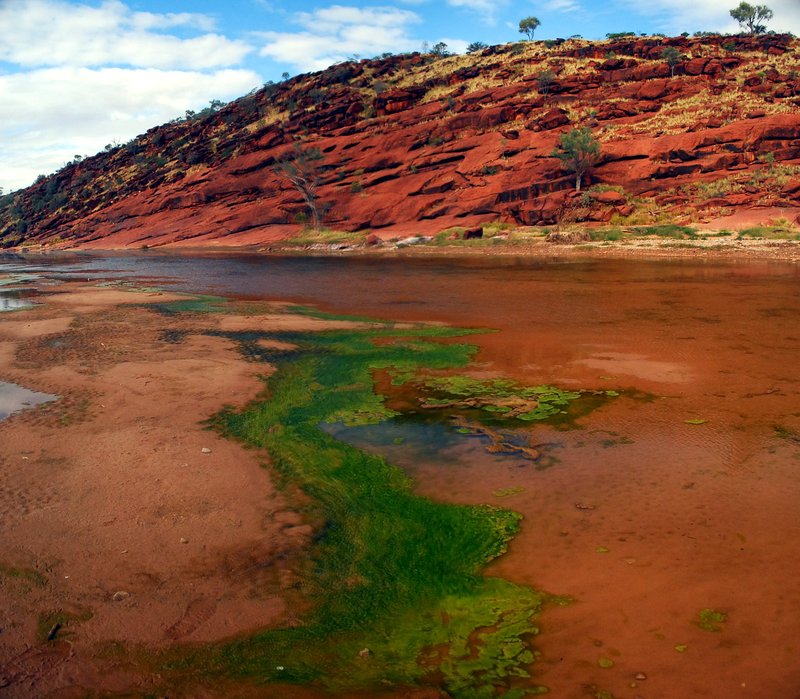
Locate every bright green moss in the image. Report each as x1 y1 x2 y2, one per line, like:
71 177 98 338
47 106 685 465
186 316 548 697
147 301 622 696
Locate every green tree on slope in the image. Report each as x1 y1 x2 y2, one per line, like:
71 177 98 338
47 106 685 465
552 127 601 192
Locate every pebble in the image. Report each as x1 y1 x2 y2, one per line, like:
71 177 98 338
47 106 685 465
180 537 189 544
635 672 647 681
201 447 212 454
112 591 130 602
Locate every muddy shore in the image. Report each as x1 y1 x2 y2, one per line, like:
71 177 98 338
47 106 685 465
16 231 800 264
0 283 363 696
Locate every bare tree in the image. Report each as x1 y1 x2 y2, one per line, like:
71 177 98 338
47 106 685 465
275 144 324 232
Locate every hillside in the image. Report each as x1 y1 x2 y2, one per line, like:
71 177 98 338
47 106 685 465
1 33 799 249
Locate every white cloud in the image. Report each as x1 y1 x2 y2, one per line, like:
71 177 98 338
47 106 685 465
546 0 582 13
0 1 264 192
0 66 261 192
446 0 509 23
258 5 422 72
0 0 251 69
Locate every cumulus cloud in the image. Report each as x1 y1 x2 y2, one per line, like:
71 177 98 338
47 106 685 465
1 67 261 192
258 5 422 72
0 1 262 192
0 0 251 69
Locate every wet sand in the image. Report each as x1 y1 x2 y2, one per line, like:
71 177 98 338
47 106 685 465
0 284 339 696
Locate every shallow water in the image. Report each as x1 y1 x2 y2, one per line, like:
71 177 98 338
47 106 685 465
3 251 800 697
0 289 35 311
0 380 56 420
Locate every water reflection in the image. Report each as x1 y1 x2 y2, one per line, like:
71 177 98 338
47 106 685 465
0 292 35 311
0 381 56 420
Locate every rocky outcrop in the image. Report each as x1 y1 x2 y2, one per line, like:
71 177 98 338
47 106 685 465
1 33 799 248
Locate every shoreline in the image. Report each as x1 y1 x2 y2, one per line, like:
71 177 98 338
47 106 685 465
8 234 800 265
0 282 328 696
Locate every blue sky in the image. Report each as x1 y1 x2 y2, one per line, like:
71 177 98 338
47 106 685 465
2 0 799 193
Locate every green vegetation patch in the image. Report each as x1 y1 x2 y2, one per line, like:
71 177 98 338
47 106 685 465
149 294 230 315
695 608 727 632
412 374 598 425
166 313 554 697
638 224 698 239
738 222 800 240
0 563 47 590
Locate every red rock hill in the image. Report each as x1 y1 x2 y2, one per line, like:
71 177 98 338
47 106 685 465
1 34 799 248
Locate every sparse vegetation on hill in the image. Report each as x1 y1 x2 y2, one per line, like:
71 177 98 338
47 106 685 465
1 32 799 249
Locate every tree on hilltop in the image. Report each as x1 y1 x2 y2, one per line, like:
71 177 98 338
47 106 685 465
467 41 487 54
519 17 541 41
729 2 773 34
552 127 601 192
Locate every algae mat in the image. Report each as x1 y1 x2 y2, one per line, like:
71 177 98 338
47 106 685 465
157 301 609 697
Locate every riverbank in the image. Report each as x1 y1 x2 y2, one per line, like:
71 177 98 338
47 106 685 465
0 281 375 696
12 226 800 264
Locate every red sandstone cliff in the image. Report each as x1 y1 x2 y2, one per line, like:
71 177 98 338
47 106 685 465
1 34 799 248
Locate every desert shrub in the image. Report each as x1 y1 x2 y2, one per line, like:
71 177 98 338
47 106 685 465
639 224 698 238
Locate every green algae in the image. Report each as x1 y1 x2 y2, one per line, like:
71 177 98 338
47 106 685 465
407 374 597 426
422 377 581 417
0 563 47 590
150 294 230 315
177 314 552 697
141 302 626 696
37 608 92 643
493 487 526 498
696 609 727 632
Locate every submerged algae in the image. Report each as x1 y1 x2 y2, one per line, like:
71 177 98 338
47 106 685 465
203 320 545 697
158 306 615 697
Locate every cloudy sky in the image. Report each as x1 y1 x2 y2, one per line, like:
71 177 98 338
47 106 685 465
2 0 799 194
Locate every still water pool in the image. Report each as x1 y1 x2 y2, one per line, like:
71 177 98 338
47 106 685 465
0 380 56 420
2 250 800 697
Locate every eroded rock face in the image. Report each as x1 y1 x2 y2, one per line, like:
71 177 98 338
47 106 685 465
2 34 799 247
